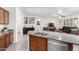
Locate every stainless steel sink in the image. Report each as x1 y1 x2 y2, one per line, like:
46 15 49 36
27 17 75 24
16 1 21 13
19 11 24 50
35 32 48 36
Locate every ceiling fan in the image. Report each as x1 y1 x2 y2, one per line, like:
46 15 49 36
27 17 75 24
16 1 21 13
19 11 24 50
51 9 66 18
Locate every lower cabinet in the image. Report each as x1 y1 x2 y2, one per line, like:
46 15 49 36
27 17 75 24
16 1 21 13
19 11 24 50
30 41 38 51
5 33 11 48
0 32 13 51
29 35 48 51
68 43 73 51
0 35 5 51
10 32 13 44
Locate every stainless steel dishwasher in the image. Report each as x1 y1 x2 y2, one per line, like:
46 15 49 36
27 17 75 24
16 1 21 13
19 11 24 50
48 39 68 51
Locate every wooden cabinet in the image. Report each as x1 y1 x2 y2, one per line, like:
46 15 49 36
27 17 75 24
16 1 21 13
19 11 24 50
0 7 5 24
4 10 9 24
68 43 73 51
30 35 38 51
29 35 48 51
9 32 13 44
0 31 13 51
5 32 13 48
38 37 48 51
0 35 5 50
5 33 11 48
0 7 9 24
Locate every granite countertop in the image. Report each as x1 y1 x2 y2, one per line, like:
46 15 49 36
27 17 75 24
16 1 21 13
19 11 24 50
28 31 79 45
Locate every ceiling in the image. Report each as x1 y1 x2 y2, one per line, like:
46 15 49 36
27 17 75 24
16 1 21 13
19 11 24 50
20 7 79 17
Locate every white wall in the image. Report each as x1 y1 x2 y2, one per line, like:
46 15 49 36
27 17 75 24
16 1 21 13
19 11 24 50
37 17 59 31
16 8 24 42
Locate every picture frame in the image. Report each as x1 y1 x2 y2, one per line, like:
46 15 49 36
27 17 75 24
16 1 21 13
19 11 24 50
24 16 36 24
24 17 28 24
29 17 35 24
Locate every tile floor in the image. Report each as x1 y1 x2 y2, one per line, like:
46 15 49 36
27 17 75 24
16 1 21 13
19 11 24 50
6 35 29 51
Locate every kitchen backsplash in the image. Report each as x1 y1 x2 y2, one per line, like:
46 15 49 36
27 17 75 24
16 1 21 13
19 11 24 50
0 25 5 31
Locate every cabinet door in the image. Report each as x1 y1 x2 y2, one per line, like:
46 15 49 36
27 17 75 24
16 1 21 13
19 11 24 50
29 35 38 51
37 37 48 51
5 33 10 48
4 10 9 24
10 32 13 44
0 8 5 24
30 41 38 51
29 35 48 51
0 35 5 50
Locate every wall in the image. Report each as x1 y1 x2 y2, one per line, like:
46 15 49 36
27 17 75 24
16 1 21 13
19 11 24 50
16 8 24 42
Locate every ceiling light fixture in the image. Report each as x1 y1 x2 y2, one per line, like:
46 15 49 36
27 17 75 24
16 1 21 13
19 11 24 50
58 9 62 14
37 19 40 21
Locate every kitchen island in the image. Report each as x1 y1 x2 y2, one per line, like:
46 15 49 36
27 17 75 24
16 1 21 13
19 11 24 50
29 31 79 51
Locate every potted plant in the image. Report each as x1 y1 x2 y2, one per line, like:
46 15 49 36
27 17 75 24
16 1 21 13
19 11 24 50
2 27 8 32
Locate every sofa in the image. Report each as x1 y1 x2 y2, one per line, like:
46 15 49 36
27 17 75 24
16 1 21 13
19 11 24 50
61 26 79 35
23 27 35 34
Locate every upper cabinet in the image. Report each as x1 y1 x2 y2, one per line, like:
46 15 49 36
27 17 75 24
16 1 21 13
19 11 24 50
0 7 5 24
4 10 9 24
0 7 9 24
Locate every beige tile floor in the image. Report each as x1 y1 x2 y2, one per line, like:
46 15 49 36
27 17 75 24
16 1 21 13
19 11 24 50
6 35 29 51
